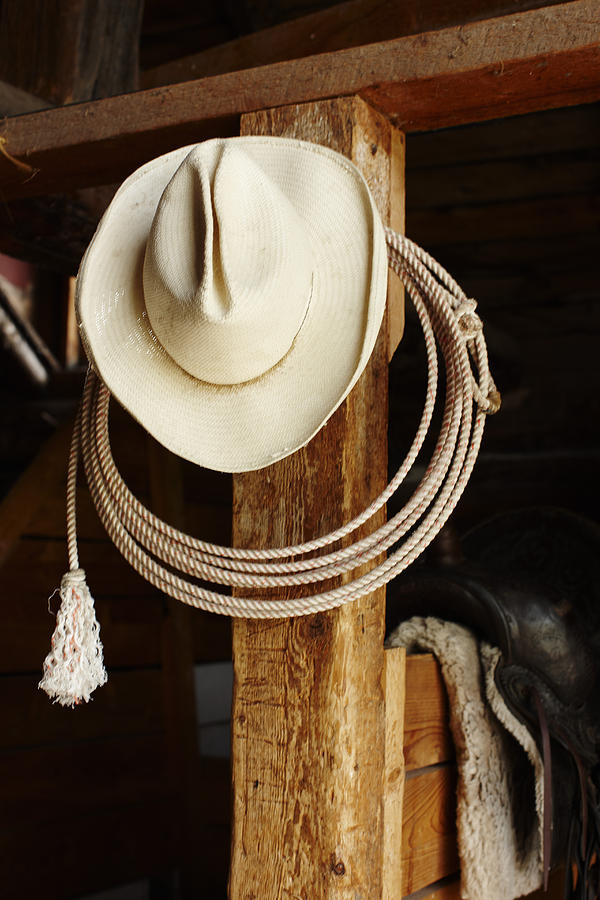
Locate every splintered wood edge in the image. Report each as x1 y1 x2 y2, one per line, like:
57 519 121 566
383 646 407 900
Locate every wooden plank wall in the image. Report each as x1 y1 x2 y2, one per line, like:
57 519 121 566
0 406 232 899
389 102 600 530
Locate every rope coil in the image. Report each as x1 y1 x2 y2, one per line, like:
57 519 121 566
41 230 499 702
73 231 498 614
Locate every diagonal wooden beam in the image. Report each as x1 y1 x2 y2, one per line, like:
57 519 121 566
0 0 598 201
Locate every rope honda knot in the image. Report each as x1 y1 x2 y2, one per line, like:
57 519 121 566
455 298 483 341
39 566 107 707
483 388 502 415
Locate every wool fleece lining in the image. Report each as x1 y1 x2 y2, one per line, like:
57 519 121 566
387 616 544 900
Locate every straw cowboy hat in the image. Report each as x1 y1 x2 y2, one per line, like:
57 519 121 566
76 136 388 473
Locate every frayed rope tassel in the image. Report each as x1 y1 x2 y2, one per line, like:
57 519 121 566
39 568 107 707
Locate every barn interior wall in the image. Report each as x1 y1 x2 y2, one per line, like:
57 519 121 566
0 2 598 898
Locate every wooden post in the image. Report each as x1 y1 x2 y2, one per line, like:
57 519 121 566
230 97 404 898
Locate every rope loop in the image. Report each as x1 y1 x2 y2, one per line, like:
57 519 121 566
64 230 498 619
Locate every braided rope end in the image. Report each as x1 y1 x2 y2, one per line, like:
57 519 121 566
483 389 502 415
39 568 107 707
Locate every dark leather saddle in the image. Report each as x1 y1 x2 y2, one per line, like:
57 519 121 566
386 507 600 899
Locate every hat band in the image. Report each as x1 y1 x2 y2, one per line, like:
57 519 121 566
150 275 315 386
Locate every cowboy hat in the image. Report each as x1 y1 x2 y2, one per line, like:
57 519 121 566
76 136 388 472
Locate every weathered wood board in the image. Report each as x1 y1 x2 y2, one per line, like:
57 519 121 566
143 0 572 86
0 2 598 200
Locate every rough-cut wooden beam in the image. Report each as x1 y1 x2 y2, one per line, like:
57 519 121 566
0 1 597 201
229 96 398 898
142 0 571 87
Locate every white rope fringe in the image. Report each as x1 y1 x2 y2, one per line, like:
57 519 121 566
39 568 107 707
40 231 499 703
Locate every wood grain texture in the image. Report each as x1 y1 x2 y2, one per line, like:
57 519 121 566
388 128 406 360
0 0 144 104
402 766 459 895
0 1 598 200
403 877 461 898
229 97 398 899
404 655 454 771
383 647 407 900
142 0 572 87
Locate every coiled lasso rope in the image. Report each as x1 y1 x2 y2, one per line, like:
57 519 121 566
40 230 500 706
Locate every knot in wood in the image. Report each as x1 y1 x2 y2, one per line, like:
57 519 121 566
330 857 346 876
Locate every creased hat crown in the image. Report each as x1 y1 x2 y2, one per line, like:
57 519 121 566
143 142 313 385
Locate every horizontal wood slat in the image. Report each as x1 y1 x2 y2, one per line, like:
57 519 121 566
1 795 176 900
402 766 459 895
4 618 163 674
0 669 164 748
408 151 600 209
1 753 231 900
403 877 461 899
403 654 453 770
2 536 160 597
142 0 569 87
409 192 600 247
408 103 600 167
0 2 598 200
1 734 169 820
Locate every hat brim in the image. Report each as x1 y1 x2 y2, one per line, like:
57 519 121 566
77 137 387 473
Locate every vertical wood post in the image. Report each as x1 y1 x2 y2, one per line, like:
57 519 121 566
230 97 405 898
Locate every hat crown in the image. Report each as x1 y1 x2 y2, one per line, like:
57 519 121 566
143 142 313 385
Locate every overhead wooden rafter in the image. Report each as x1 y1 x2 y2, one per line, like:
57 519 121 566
141 0 572 86
0 0 598 201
